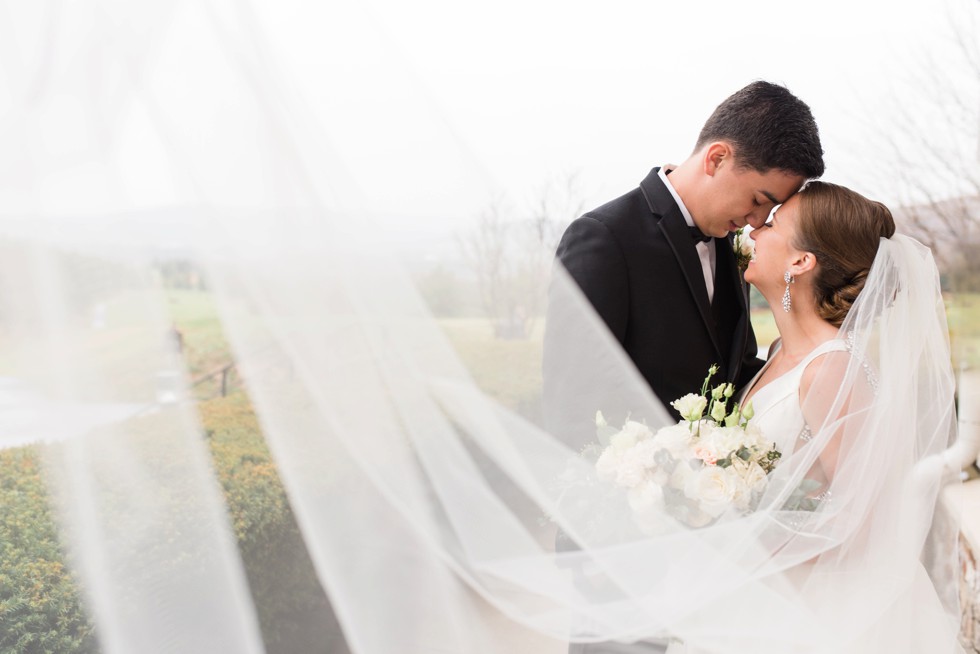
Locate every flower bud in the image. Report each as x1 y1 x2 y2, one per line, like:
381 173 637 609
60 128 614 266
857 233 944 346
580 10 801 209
710 400 727 423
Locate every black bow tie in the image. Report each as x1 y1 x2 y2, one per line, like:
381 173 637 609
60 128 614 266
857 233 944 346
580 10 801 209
689 226 712 243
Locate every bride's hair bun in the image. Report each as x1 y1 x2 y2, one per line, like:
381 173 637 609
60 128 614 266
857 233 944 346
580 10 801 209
795 182 896 327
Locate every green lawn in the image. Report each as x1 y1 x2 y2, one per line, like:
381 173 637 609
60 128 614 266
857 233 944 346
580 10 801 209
164 288 976 412
166 290 233 377
749 307 779 352
947 293 980 368
437 318 544 414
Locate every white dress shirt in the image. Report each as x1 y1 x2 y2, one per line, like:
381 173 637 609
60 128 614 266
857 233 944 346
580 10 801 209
658 167 716 303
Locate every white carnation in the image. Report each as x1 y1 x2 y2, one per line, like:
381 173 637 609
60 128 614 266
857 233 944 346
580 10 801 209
610 420 652 451
595 448 622 481
652 422 693 455
630 439 662 467
712 426 747 456
615 458 647 488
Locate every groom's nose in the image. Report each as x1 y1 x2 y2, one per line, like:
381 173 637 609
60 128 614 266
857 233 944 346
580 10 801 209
745 211 769 229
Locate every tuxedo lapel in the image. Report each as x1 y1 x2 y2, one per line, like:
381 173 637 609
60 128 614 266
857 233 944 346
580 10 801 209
638 170 723 360
718 238 751 383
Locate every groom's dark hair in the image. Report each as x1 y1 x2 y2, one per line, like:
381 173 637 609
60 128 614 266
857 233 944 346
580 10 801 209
696 81 824 179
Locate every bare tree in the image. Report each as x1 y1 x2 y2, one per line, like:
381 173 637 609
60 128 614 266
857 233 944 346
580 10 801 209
864 1 980 289
459 174 585 339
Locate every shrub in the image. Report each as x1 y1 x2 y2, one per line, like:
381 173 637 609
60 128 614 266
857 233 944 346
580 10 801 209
0 391 346 653
0 448 98 653
201 392 342 652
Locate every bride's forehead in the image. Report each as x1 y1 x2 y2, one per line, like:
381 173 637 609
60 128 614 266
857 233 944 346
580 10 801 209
773 195 803 218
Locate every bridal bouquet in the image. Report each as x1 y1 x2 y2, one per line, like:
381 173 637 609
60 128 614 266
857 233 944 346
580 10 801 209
594 366 780 530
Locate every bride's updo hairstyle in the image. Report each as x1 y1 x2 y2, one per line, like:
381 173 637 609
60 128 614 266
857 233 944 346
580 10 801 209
795 181 896 327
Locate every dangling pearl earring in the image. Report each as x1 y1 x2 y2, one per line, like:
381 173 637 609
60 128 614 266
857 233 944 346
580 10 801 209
781 271 794 313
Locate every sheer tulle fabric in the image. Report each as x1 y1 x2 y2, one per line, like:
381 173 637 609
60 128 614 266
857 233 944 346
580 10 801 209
0 1 963 652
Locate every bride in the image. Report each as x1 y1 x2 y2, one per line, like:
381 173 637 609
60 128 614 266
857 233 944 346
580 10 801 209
739 180 894 500
726 181 961 652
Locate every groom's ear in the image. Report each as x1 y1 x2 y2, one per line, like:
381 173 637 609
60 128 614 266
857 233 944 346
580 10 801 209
703 142 733 177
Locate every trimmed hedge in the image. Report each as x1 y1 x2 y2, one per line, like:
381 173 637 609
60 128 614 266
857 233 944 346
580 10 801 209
0 391 345 653
202 392 342 652
0 448 97 653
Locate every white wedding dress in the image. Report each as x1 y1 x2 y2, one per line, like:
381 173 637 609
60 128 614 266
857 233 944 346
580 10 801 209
742 337 848 460
664 333 963 654
660 338 846 654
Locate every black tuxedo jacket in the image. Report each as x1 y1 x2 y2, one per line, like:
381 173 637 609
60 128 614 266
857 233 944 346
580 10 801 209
543 167 764 445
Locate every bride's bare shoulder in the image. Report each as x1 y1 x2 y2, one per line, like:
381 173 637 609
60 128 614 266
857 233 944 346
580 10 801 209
798 341 851 404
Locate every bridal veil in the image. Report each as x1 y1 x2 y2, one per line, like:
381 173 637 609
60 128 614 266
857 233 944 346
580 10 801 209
0 0 964 652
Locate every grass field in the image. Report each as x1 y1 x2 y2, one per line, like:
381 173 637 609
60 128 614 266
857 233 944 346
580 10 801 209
166 290 232 378
947 293 980 368
164 289 979 409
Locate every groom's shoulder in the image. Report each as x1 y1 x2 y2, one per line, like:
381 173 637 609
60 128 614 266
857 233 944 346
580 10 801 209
579 185 647 229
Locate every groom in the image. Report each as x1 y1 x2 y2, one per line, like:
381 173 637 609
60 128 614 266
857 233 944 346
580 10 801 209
545 82 823 653
543 81 824 454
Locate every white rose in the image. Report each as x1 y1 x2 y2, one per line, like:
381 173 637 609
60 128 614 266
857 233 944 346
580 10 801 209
738 233 755 258
729 460 766 510
685 466 739 517
670 394 707 422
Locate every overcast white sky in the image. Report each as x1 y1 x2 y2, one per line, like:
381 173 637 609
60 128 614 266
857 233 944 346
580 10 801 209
251 0 977 231
1 0 976 253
